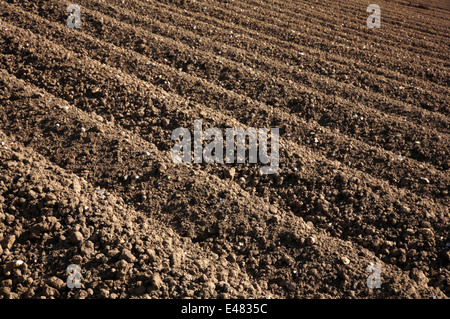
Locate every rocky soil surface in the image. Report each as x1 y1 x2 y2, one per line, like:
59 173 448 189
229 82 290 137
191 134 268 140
0 0 448 298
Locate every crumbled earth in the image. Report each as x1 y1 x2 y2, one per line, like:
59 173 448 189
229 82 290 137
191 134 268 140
0 0 449 299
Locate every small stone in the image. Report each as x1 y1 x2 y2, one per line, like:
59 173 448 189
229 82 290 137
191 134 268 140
150 273 163 290
418 228 434 237
341 256 350 265
410 268 429 285
116 259 128 269
420 220 432 228
306 236 316 246
170 252 183 267
76 290 89 299
269 214 281 224
204 280 215 294
27 190 38 200
106 248 120 258
1 279 13 287
98 288 110 298
43 285 59 297
281 254 295 266
316 199 329 214
1 235 16 250
6 214 16 225
48 276 65 290
399 206 411 214
90 87 101 95
146 249 158 263
80 241 95 256
120 249 137 263
161 118 170 127
0 286 11 297
72 179 82 193
69 231 84 244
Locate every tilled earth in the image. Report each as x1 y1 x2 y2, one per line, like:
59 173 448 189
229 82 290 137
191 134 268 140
0 0 449 299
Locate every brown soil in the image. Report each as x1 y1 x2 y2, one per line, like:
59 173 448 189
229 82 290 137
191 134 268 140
0 0 448 299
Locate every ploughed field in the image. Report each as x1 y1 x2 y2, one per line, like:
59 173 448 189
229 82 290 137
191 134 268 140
0 0 448 299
